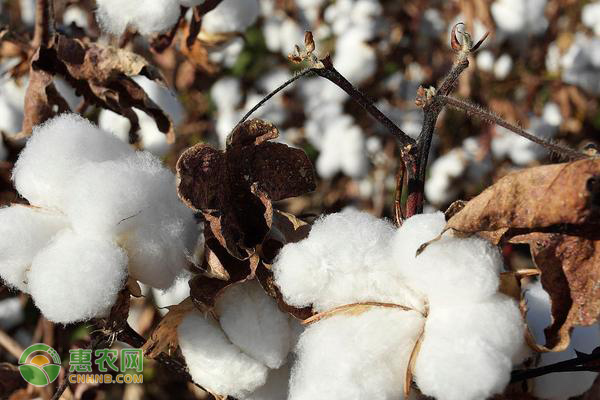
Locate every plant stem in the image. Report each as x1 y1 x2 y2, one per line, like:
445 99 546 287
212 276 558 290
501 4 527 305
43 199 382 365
32 0 54 48
441 95 586 161
511 349 600 382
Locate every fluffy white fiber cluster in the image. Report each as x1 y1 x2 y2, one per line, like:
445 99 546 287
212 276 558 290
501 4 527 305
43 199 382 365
273 210 526 400
96 0 259 36
0 114 197 323
178 280 294 399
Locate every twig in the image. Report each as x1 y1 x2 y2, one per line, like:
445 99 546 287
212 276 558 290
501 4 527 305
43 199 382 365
0 329 24 359
32 0 55 49
511 348 600 382
440 95 586 161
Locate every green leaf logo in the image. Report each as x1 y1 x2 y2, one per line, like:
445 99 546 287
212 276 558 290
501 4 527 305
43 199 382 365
18 343 62 386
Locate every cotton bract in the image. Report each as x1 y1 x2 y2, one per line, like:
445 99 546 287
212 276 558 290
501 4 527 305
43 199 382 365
179 280 294 399
1 114 197 323
273 210 525 400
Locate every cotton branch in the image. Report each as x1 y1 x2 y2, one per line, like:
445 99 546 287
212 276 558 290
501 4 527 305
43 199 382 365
511 347 600 382
32 0 55 49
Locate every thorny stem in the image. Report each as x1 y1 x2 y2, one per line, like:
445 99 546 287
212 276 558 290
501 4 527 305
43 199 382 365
441 95 586 161
32 0 54 49
511 348 600 382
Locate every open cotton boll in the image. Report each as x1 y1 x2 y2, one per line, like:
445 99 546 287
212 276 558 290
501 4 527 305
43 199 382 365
289 308 424 400
333 34 376 86
98 109 131 143
133 76 184 126
0 205 67 292
491 0 548 36
216 281 292 369
95 0 181 36
425 149 466 206
273 209 423 313
179 311 269 398
28 230 128 323
64 152 197 289
316 118 368 179
0 297 25 330
152 272 191 315
202 0 260 34
211 77 242 111
244 362 290 400
12 114 134 208
0 77 27 135
583 1 600 36
493 54 513 80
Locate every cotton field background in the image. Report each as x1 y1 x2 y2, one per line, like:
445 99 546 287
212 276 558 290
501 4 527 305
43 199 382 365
0 0 599 399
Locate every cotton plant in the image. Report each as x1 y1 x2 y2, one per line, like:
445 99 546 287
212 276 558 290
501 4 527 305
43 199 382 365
272 209 526 400
0 114 197 324
525 280 600 399
178 280 295 399
0 77 27 136
492 102 562 165
98 76 185 156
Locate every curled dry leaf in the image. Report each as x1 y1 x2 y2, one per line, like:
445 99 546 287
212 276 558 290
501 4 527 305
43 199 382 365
142 298 199 359
24 34 174 140
176 119 315 259
437 158 600 352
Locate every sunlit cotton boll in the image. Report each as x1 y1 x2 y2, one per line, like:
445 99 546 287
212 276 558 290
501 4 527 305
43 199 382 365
333 30 377 86
424 149 466 206
28 230 128 324
216 281 292 369
525 280 600 399
583 1 600 36
202 0 260 34
12 113 134 209
152 272 191 315
491 0 548 36
0 77 27 135
63 152 197 289
316 116 368 179
178 311 269 398
289 308 424 400
0 205 67 292
95 0 181 36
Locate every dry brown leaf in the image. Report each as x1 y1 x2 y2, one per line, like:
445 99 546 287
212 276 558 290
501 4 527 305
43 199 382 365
0 363 27 398
176 119 315 259
142 298 198 359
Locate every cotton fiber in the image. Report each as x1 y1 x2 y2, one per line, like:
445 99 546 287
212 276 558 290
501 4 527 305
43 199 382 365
28 230 128 323
0 205 67 292
216 280 292 369
5 114 198 323
202 0 260 34
95 0 181 36
0 297 25 330
152 271 191 315
273 209 525 400
178 311 269 398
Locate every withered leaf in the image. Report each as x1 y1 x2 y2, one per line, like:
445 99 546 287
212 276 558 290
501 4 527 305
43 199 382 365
512 233 600 351
0 363 26 397
177 119 316 258
444 158 600 242
26 34 174 141
142 298 199 359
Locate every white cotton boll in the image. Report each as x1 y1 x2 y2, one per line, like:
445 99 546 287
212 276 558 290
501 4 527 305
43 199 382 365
178 311 269 398
421 8 446 37
394 217 503 305
64 152 197 289
424 149 466 206
0 297 24 330
0 77 27 135
152 272 191 315
98 109 131 143
542 102 562 126
560 35 600 95
491 0 548 36
216 281 292 369
244 362 290 400
0 205 68 292
211 77 242 111
135 110 171 156
477 50 495 72
279 18 306 57
243 92 287 127
257 69 291 95
333 36 377 86
28 230 128 323
216 109 242 147
19 0 36 25
202 0 260 34
316 117 368 179
95 0 181 36
133 76 184 126
263 18 283 53
494 54 513 80
63 6 89 29
12 114 134 208
208 37 245 67
274 209 424 313
524 280 552 344
54 78 81 111
583 2 600 36
289 308 424 400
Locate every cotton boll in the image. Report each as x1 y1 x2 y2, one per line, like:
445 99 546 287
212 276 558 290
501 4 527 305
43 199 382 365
216 109 242 147
0 297 25 330
216 281 292 369
12 114 134 208
491 0 548 36
0 205 67 292
63 6 89 29
54 77 81 111
0 77 27 135
202 0 260 34
98 109 131 143
96 0 181 36
477 50 495 72
178 311 269 398
583 2 600 36
425 149 466 206
152 272 191 315
289 308 424 400
278 17 306 57
208 37 245 67
494 54 513 80
133 76 184 125
257 69 292 95
211 77 242 111
316 118 368 179
19 0 36 25
28 231 128 323
333 35 377 86
244 362 290 400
